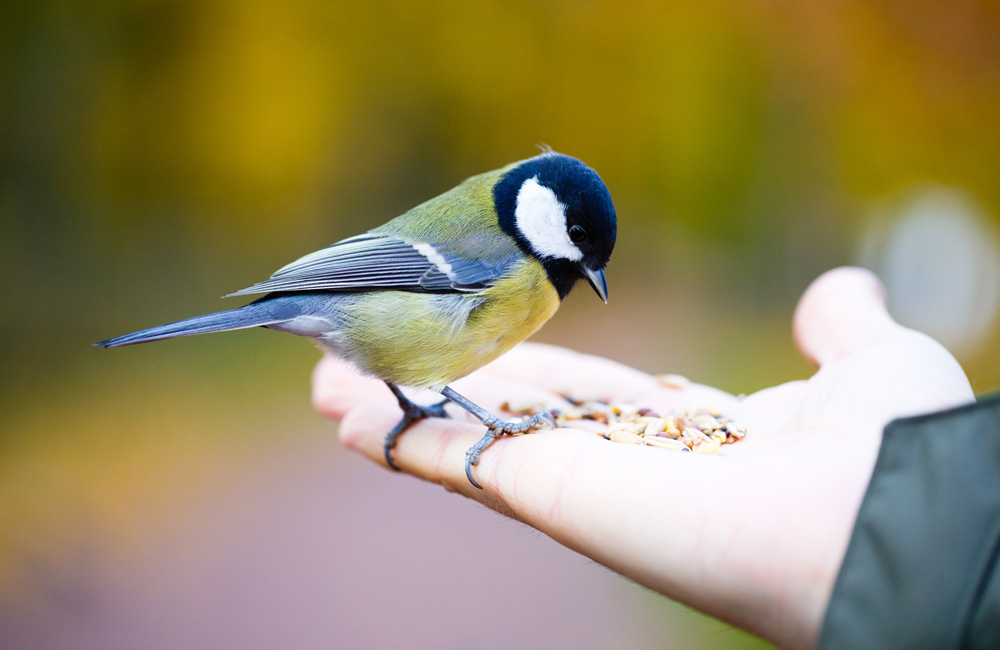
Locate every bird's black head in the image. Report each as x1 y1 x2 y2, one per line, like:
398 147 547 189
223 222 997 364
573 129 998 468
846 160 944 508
494 152 617 301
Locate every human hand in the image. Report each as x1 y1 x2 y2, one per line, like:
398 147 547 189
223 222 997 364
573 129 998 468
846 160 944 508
312 267 974 649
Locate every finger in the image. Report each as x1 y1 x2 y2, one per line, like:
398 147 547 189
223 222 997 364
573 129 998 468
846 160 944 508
482 342 736 410
338 400 477 477
315 341 740 431
337 397 690 507
793 267 900 366
311 355 388 419
310 346 582 426
482 343 658 399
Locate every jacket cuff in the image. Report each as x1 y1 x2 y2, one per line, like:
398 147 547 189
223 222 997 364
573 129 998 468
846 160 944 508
818 393 1000 649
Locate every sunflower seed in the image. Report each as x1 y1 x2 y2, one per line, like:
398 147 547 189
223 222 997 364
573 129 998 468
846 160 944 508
643 436 689 451
643 418 668 435
692 438 722 454
656 373 691 389
609 430 643 445
692 414 722 432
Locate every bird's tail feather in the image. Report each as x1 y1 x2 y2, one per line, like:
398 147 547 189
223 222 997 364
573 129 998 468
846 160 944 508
94 302 292 348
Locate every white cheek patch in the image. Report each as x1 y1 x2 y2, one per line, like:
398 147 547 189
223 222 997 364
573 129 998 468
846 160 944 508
514 176 583 261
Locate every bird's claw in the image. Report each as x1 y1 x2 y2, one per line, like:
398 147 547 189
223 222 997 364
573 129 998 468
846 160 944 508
532 411 557 431
464 409 556 489
383 398 450 470
464 436 494 489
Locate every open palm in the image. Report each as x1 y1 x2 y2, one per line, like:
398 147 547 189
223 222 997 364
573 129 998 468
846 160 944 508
312 268 974 649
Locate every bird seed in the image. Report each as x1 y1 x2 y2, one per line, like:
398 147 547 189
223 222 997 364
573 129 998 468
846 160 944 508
500 393 748 454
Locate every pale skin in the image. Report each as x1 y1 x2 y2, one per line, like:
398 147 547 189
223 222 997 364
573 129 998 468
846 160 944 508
311 267 975 649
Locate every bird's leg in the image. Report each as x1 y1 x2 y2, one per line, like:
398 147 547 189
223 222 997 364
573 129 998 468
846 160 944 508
439 386 556 489
383 382 450 470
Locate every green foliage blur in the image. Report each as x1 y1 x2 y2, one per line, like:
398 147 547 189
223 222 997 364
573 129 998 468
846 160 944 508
2 1 999 648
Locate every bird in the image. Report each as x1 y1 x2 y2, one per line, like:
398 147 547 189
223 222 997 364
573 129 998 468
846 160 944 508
95 151 617 488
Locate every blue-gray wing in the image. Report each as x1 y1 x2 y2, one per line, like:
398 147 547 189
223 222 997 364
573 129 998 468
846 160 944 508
226 234 516 297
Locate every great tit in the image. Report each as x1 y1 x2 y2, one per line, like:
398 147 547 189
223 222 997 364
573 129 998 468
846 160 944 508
96 151 617 488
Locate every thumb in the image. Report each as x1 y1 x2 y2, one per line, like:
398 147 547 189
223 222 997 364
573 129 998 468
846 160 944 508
793 267 900 366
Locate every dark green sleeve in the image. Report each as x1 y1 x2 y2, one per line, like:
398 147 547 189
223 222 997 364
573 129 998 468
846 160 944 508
818 393 1000 650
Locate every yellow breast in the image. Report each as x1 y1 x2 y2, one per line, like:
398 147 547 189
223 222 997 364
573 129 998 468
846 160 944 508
338 258 560 387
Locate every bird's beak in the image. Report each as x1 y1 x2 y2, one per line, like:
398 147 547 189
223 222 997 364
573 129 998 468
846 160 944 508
581 265 608 304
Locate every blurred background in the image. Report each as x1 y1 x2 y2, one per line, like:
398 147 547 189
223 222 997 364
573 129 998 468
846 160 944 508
3 1 999 648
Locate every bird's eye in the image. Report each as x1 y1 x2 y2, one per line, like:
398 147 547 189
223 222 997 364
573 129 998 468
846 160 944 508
569 225 587 244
